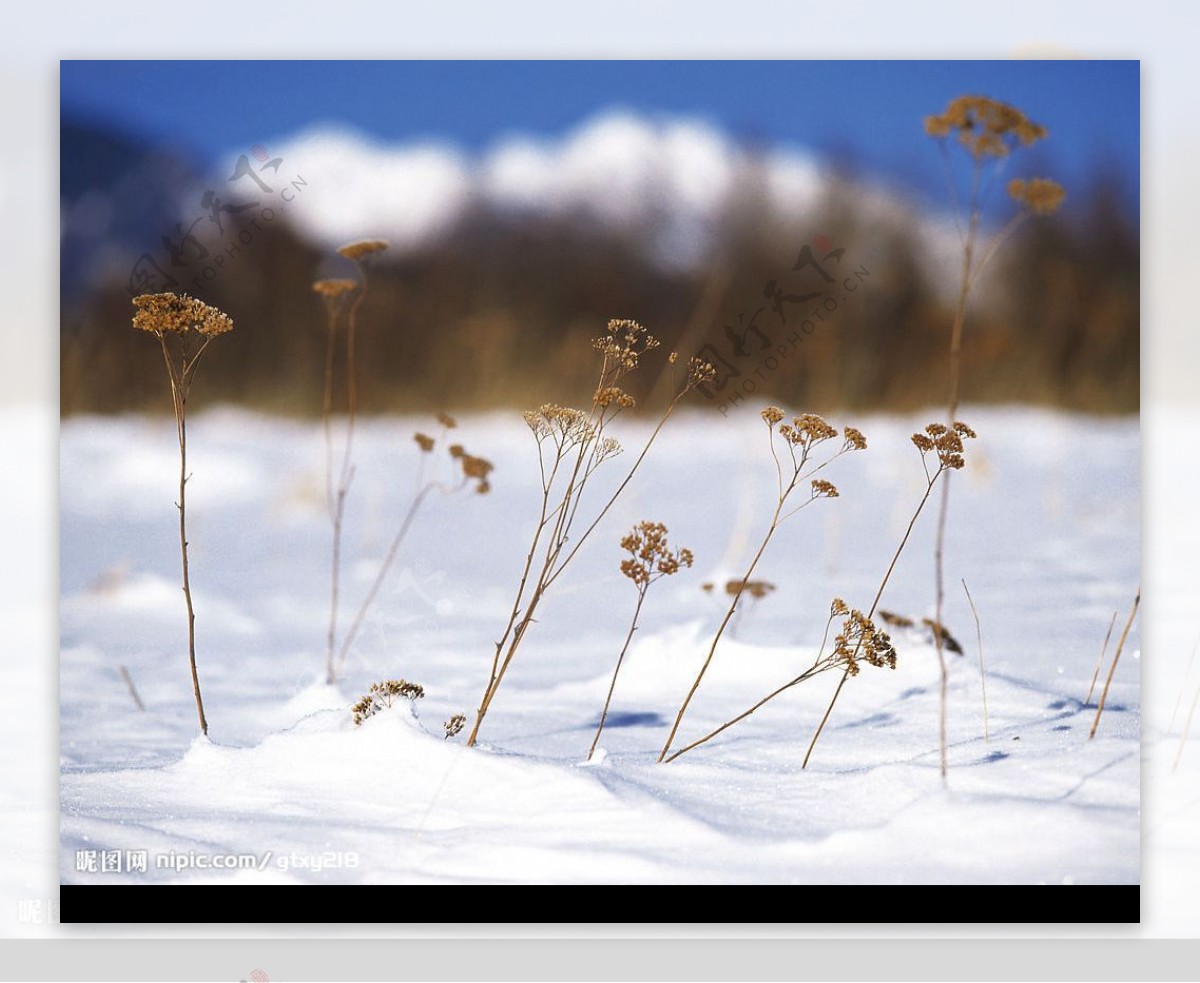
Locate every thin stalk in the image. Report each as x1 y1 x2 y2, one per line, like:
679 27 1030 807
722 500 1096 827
1086 611 1118 706
335 482 439 677
1089 589 1140 740
929 161 981 781
322 318 337 522
962 578 989 743
118 665 146 711
159 333 209 736
589 588 647 761
662 430 851 764
801 472 939 769
545 395 682 590
325 266 369 683
469 368 700 748
659 487 790 763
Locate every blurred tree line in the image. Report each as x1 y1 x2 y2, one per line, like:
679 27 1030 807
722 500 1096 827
61 176 1137 418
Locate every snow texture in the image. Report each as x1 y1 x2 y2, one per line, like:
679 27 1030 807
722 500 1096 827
55 405 1147 892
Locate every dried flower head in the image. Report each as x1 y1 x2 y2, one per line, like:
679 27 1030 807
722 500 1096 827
444 713 466 740
725 579 775 600
913 420 977 472
312 278 358 300
922 618 964 655
778 413 838 449
524 403 595 447
1008 177 1067 215
811 478 839 499
436 412 458 430
832 610 897 677
594 436 623 465
351 677 425 725
414 432 435 453
132 292 233 337
761 406 785 426
687 357 718 389
842 426 868 451
337 239 389 261
446 442 494 492
595 386 636 409
831 597 849 617
593 318 660 378
460 452 494 483
879 609 915 629
619 521 694 588
924 95 1047 159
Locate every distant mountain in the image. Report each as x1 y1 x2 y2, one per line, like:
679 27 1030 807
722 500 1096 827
60 116 202 306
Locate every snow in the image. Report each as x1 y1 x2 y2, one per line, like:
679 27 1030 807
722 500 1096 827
56 404 1145 892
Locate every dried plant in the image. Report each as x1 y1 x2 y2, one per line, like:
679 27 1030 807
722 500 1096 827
961 579 989 743
588 522 694 761
319 240 389 683
443 713 466 740
925 95 1064 778
658 409 865 762
1086 611 1119 706
466 319 714 747
131 292 234 735
351 678 425 726
704 579 776 637
664 421 976 766
879 610 915 629
1089 589 1139 740
333 416 492 679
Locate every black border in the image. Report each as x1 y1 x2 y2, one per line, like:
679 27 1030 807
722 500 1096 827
59 884 1139 924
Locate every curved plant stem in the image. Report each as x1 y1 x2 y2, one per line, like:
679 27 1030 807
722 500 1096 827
468 369 699 748
325 266 369 683
668 463 942 766
589 588 647 761
335 482 439 677
158 332 213 735
962 578 989 743
1089 589 1140 740
658 493 787 763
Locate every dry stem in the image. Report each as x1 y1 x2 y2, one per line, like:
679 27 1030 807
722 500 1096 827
962 578 989 743
325 265 369 683
589 588 647 761
1089 589 1140 740
1086 611 1118 706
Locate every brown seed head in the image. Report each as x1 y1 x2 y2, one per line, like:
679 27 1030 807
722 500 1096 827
811 478 839 499
132 292 233 337
312 278 358 299
1008 177 1067 215
337 239 389 261
842 426 868 451
924 95 1047 159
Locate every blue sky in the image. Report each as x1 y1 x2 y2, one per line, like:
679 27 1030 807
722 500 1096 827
60 60 1139 216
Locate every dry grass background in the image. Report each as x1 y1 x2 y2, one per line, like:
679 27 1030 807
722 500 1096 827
61 177 1137 418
